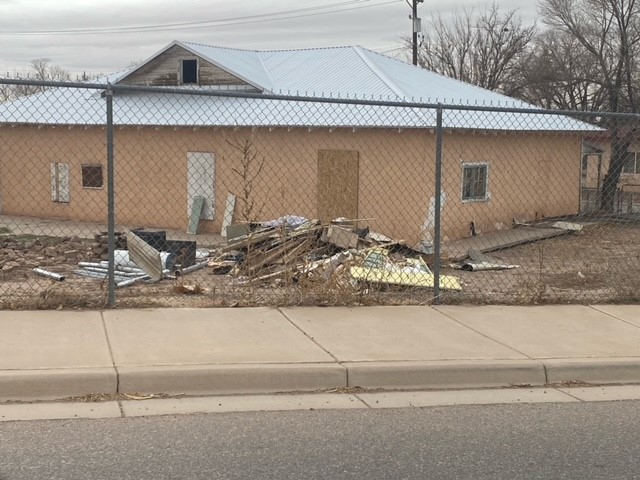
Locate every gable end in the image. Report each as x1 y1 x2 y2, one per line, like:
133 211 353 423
118 45 254 88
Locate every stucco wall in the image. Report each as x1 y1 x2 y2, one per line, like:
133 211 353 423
0 125 581 244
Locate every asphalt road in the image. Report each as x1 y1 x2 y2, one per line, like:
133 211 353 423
1 400 640 480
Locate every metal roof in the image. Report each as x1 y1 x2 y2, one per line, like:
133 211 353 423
183 42 538 107
0 41 601 132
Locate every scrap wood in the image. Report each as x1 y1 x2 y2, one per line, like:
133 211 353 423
321 225 359 249
242 237 309 275
218 228 276 253
367 231 394 243
281 237 315 264
300 251 354 279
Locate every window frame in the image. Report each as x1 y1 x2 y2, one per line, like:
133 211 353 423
461 162 490 203
180 58 199 85
80 164 104 190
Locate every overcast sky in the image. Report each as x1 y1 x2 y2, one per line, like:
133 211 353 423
0 0 538 77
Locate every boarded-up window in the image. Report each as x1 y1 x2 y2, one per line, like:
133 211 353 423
182 59 198 84
81 164 103 189
187 152 215 220
462 164 488 201
51 162 70 203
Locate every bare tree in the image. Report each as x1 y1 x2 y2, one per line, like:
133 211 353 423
413 3 535 96
1 58 71 101
539 0 640 212
226 133 266 223
518 29 605 110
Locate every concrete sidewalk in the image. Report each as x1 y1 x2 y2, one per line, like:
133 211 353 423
1 305 640 401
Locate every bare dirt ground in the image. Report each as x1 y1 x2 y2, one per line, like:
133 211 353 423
1 220 638 309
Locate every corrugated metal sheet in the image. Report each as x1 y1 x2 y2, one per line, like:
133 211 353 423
0 87 598 132
0 41 601 132
186 42 539 108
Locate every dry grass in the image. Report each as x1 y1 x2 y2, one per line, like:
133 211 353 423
2 220 640 309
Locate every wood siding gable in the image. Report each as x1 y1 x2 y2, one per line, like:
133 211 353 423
118 45 255 88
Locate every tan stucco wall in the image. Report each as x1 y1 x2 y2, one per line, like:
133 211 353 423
441 131 582 239
0 125 581 244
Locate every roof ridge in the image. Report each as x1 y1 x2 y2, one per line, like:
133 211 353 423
352 46 406 99
255 52 275 94
182 41 356 54
360 46 536 107
182 41 260 53
179 41 270 92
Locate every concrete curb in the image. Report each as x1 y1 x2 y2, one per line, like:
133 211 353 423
4 358 640 402
117 363 347 395
0 368 117 401
344 360 547 390
545 358 640 385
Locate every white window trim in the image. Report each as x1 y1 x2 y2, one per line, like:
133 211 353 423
51 162 70 203
461 162 490 203
179 57 199 85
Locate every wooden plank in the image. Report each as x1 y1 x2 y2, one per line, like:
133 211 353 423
219 230 274 252
317 150 359 222
187 196 205 234
221 193 237 236
245 237 307 275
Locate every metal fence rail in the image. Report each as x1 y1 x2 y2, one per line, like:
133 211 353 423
0 78 639 309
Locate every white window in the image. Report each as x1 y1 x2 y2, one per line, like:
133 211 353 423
462 163 489 202
50 162 70 203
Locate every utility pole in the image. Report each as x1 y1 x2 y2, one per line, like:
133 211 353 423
410 0 424 66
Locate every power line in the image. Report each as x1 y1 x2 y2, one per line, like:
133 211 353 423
0 0 402 36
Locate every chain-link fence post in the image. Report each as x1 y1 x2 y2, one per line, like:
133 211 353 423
433 104 443 304
105 84 116 308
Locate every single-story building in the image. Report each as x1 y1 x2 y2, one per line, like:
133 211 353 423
0 41 599 245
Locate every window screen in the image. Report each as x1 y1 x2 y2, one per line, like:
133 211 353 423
81 164 103 188
462 164 488 201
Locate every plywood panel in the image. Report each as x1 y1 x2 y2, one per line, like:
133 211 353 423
317 150 359 222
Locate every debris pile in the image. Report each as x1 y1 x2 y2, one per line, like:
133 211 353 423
208 217 462 291
73 230 209 289
91 232 127 260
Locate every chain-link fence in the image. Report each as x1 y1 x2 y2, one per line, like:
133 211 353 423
1 78 639 309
